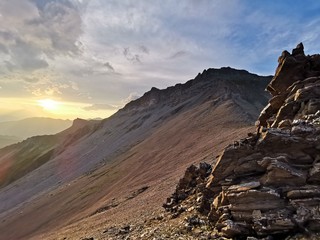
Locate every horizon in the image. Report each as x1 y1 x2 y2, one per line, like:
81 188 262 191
1 0 320 120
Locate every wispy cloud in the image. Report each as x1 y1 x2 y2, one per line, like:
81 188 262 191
83 103 118 111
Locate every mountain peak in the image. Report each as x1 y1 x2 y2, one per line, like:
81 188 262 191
121 67 271 113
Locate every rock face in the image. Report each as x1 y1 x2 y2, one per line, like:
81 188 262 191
165 43 320 239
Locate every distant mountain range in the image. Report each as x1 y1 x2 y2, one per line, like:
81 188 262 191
0 67 271 239
0 117 72 148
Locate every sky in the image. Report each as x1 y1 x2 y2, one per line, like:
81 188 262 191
0 0 320 121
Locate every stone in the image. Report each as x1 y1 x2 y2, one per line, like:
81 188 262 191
269 94 287 110
287 188 320 199
213 191 227 209
292 42 305 56
227 181 260 193
278 119 292 129
307 99 320 115
119 225 130 234
271 101 301 127
220 220 250 238
261 160 307 187
308 163 320 184
227 189 285 211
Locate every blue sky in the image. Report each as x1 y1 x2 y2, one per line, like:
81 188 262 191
0 0 320 120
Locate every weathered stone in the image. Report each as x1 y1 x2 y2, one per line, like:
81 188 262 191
287 187 320 199
254 217 295 236
294 83 320 102
308 163 320 184
227 189 285 211
258 103 276 127
231 210 255 222
278 119 292 129
290 197 320 208
213 191 228 209
220 220 251 238
268 53 307 95
234 161 265 177
292 42 305 56
261 160 307 187
269 94 287 110
271 101 301 127
227 181 260 193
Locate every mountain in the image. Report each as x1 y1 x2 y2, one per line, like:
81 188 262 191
0 67 271 239
0 117 72 141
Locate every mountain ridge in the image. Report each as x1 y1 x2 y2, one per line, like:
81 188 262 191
0 66 271 240
122 67 271 113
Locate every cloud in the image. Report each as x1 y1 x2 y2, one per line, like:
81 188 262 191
168 51 188 59
139 45 149 54
103 62 115 72
122 92 140 105
83 103 118 111
0 0 83 73
23 77 40 83
123 47 142 63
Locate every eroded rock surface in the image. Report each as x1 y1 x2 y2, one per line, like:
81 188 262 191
164 43 320 239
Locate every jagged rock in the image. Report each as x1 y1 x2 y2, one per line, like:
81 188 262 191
292 42 305 56
227 181 260 193
227 188 285 211
308 163 320 184
220 220 251 238
287 187 320 199
260 159 307 187
163 162 211 212
118 225 130 235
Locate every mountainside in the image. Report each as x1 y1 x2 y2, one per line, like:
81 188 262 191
0 67 270 239
0 117 72 141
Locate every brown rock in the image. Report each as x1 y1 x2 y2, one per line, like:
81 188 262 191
227 181 260 193
220 220 251 238
292 42 305 56
269 94 287 110
227 189 285 211
278 119 292 129
287 188 320 199
261 160 307 187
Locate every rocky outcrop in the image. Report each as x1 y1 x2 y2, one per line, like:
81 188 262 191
164 43 320 239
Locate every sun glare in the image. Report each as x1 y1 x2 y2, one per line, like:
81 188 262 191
37 99 59 111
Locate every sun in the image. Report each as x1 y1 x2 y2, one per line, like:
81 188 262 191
37 99 59 111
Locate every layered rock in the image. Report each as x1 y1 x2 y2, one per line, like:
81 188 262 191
164 43 320 239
